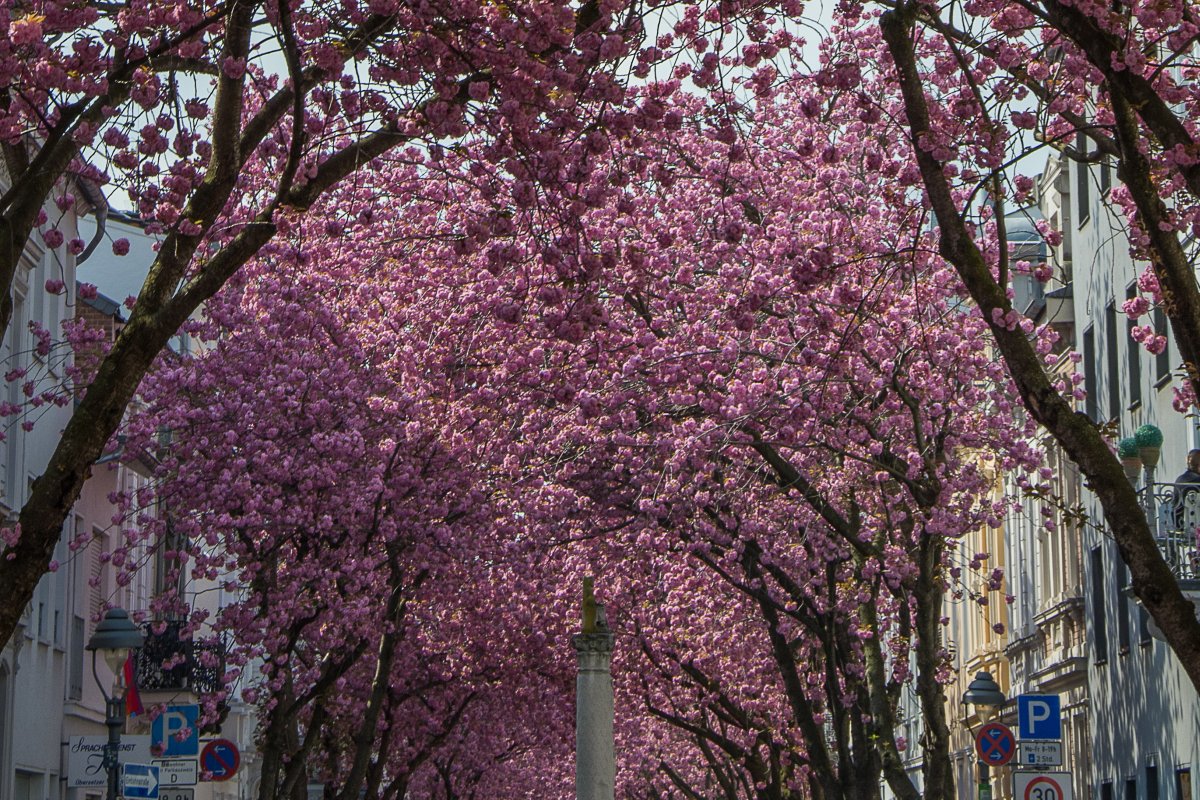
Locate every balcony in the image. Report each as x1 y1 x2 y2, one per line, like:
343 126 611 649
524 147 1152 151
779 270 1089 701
1135 482 1200 587
1119 428 1200 590
133 619 224 695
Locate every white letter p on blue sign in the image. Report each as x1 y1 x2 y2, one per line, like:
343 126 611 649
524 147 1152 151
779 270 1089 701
1018 694 1062 740
151 704 200 757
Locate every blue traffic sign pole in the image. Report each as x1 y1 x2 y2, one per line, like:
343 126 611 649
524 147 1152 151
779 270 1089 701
978 762 992 800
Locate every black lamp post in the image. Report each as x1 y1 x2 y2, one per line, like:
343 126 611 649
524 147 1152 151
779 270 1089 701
87 608 145 800
962 671 1006 800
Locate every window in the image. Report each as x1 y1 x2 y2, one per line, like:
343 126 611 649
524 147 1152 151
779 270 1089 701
1177 767 1192 800
1155 307 1171 384
28 523 71 648
69 614 85 700
1117 557 1131 654
1127 287 1142 408
1107 301 1121 418
1077 132 1092 224
1105 782 1115 800
14 770 39 800
0 666 6 787
1092 546 1108 662
1085 326 1099 420
52 530 66 647
1129 778 1140 800
89 530 109 631
1149 764 1160 800
0 286 22 503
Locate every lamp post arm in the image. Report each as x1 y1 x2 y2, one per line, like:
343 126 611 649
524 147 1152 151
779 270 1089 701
90 649 110 703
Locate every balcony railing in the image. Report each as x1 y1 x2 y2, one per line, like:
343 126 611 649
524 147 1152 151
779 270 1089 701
1137 482 1200 584
134 619 224 695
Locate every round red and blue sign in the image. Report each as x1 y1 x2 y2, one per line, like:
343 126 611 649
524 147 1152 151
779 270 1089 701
974 722 1016 766
201 738 240 782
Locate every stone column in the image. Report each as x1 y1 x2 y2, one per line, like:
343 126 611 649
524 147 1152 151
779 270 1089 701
573 578 614 800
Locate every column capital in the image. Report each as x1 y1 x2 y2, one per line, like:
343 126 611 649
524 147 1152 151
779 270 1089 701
572 632 615 672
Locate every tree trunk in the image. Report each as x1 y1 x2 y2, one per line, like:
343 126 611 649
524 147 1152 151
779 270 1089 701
880 4 1200 694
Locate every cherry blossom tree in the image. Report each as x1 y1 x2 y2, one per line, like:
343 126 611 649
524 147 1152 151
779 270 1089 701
852 0 1200 687
120 1 1195 793
299 78 1036 797
125 65 1042 796
130 244 583 799
0 0 668 649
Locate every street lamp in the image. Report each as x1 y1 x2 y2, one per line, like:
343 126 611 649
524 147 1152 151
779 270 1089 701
962 671 1006 800
87 608 145 800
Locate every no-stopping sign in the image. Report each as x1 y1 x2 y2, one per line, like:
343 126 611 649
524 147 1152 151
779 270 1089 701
1015 772 1073 800
975 722 1016 766
200 739 240 781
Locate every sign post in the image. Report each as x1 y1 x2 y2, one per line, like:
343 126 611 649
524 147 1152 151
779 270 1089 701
1017 693 1064 774
974 721 1015 800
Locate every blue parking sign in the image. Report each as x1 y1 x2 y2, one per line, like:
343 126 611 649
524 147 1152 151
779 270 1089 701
151 704 200 756
1018 694 1061 740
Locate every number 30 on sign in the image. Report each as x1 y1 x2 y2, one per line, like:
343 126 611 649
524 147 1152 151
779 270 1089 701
1015 772 1073 800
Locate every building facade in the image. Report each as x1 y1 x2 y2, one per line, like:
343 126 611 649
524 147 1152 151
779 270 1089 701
1 203 260 800
1002 156 1093 800
942 145 1200 800
1066 144 1200 800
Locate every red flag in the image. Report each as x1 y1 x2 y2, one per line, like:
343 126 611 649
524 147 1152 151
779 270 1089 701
124 654 144 716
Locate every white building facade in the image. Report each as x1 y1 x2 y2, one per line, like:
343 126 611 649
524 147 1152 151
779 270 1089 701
1 203 259 800
1065 145 1200 800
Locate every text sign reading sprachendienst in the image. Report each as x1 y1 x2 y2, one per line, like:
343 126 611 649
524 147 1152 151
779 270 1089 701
67 735 153 789
1018 741 1064 767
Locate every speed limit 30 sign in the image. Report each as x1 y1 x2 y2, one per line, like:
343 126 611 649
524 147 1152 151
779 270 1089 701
1015 772 1073 800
